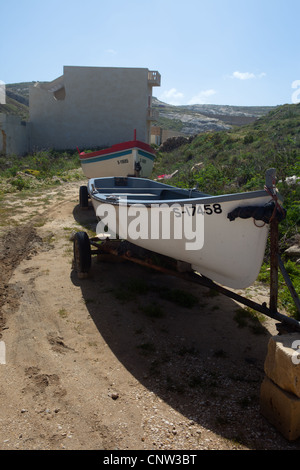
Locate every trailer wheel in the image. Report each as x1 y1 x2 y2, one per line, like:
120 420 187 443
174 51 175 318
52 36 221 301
73 231 91 274
79 185 89 208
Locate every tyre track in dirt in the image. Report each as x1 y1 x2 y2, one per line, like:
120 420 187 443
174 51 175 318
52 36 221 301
0 183 155 449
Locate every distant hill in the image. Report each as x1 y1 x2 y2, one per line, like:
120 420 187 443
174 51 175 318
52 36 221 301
152 97 275 135
0 82 275 132
0 82 31 120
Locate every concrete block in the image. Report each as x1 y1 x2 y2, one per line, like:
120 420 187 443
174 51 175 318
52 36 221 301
260 376 300 441
264 333 300 398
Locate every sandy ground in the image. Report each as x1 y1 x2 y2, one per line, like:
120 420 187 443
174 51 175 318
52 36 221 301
0 179 299 451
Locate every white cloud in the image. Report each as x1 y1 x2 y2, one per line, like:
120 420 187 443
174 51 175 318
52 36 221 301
231 71 266 80
105 49 117 55
158 88 184 105
188 89 217 105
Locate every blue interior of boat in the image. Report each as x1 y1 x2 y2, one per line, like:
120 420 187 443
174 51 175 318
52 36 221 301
90 176 269 205
93 177 209 201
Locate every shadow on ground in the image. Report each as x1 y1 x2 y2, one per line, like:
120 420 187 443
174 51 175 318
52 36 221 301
72 202 299 450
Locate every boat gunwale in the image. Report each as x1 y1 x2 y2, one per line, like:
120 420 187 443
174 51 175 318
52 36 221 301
88 187 272 207
79 140 156 161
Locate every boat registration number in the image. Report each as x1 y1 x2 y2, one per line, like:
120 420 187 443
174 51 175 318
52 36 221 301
173 204 222 217
117 159 129 164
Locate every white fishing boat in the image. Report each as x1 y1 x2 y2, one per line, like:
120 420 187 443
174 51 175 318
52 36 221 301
78 131 156 179
84 170 285 289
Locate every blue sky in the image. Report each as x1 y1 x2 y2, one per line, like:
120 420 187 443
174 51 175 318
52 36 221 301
1 0 300 106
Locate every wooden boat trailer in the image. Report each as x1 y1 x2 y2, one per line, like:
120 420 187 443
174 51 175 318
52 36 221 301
73 169 300 333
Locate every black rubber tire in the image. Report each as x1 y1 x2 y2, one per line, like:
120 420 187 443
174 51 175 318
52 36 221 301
73 231 91 273
79 185 89 208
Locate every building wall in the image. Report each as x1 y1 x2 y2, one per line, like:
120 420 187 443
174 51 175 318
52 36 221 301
150 126 186 146
29 66 159 151
0 114 30 155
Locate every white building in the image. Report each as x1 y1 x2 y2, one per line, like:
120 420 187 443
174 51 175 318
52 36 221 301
0 66 161 155
30 66 161 151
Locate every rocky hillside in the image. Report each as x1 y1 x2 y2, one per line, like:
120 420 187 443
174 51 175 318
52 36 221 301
153 97 275 135
1 82 275 133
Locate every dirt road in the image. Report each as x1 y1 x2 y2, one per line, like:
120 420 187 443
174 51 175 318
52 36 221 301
0 180 298 450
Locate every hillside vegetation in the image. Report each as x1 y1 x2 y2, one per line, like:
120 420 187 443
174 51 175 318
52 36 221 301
153 103 300 243
153 103 300 317
153 103 299 201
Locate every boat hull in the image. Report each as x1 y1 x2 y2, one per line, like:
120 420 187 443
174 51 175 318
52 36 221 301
87 177 273 289
79 141 155 178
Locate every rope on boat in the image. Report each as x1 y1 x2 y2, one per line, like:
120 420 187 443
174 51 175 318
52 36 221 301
264 184 286 223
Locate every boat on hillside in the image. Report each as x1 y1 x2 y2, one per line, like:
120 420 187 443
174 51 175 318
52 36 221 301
78 131 156 179
84 169 285 289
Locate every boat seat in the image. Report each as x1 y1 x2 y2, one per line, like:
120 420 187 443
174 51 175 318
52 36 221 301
160 189 188 200
103 193 161 201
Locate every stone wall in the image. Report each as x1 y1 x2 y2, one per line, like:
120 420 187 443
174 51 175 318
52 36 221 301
260 333 300 440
